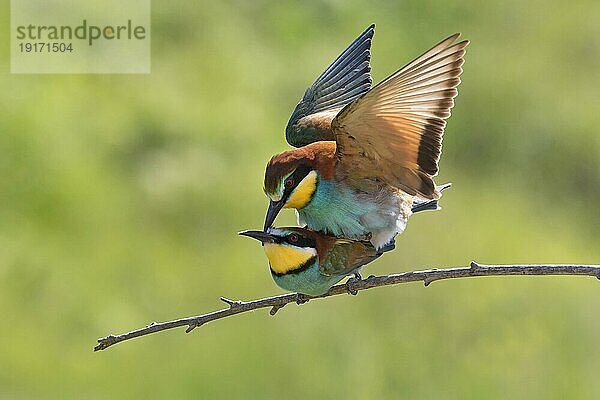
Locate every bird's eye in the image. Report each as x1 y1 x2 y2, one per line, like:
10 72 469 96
284 178 294 189
289 233 299 243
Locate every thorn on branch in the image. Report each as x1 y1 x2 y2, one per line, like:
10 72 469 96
470 261 481 270
423 277 434 287
269 304 286 315
220 297 243 308
186 320 203 333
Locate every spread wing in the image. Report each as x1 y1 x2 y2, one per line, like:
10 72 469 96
285 24 375 148
332 33 468 199
320 238 380 277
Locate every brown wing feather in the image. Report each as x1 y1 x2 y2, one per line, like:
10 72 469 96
332 33 468 199
318 237 380 277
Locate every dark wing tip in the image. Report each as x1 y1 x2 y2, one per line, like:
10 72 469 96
285 24 376 147
365 23 376 36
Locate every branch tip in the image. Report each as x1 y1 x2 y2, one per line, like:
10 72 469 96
94 335 117 352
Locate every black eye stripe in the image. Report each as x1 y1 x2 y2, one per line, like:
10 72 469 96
283 165 312 197
285 234 315 248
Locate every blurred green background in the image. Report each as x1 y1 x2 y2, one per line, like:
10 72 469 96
1 0 599 398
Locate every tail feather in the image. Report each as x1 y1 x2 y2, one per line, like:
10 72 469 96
376 239 396 255
411 183 451 213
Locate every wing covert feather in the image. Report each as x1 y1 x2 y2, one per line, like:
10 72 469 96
333 34 468 198
320 239 380 277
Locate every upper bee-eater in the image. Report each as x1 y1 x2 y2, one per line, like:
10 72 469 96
239 227 394 295
263 27 468 249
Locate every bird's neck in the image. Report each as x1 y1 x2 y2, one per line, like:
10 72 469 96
298 141 337 180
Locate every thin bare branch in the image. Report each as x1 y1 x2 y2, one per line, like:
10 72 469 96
94 262 600 351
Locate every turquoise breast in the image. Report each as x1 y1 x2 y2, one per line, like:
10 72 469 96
271 261 343 296
297 179 376 238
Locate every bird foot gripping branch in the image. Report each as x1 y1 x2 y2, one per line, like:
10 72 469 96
345 273 363 295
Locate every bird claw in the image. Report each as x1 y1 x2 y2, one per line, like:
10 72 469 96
346 273 362 295
296 293 310 305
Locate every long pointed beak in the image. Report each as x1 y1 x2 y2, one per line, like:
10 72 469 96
239 230 275 243
263 200 284 231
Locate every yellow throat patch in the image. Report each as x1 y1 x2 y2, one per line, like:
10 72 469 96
263 243 317 275
284 170 317 209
